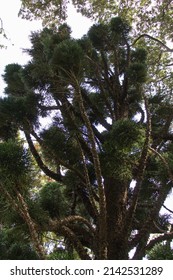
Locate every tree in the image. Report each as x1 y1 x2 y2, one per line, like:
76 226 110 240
19 1 173 41
0 17 173 259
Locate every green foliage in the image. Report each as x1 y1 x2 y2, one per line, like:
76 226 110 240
39 182 69 218
110 17 131 43
88 17 131 50
128 62 147 83
48 249 79 260
131 48 147 63
0 140 31 186
101 120 144 181
147 243 173 260
2 64 25 96
51 39 84 77
26 196 50 226
0 122 18 141
88 23 109 50
0 93 39 128
0 196 23 226
0 228 38 260
127 48 147 85
19 0 68 26
19 0 173 47
103 119 144 150
29 24 71 59
63 170 93 219
41 125 80 164
41 126 66 154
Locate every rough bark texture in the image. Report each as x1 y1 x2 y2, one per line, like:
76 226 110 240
105 177 129 259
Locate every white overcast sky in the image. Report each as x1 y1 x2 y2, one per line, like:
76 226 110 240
0 0 92 96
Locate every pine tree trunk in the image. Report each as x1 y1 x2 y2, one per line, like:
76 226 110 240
104 177 129 259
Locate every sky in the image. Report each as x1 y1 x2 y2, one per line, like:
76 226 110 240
0 0 92 96
0 0 173 220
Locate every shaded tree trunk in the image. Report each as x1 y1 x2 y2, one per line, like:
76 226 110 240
105 177 129 259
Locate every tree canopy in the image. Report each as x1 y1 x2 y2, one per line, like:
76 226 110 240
0 0 173 259
19 0 173 42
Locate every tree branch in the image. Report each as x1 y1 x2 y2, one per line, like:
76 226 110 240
48 218 92 260
162 204 173 215
0 183 46 259
149 147 173 181
145 230 173 251
24 131 62 182
77 139 99 218
127 96 151 231
133 34 173 52
71 73 107 259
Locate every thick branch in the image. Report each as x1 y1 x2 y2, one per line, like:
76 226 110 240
127 96 151 231
0 184 46 259
55 215 96 235
149 147 173 181
129 148 173 251
77 140 99 218
72 75 107 259
133 34 173 52
162 204 173 215
24 132 62 182
145 230 173 251
85 55 115 120
60 96 94 161
16 191 46 259
38 105 59 111
81 88 111 131
48 218 91 260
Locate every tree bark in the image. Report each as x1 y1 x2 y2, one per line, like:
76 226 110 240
104 177 129 259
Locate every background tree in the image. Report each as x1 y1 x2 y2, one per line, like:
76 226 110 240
0 17 173 259
19 1 173 41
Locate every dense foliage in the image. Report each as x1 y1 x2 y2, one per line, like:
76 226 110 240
19 0 173 42
147 242 173 260
0 12 173 259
